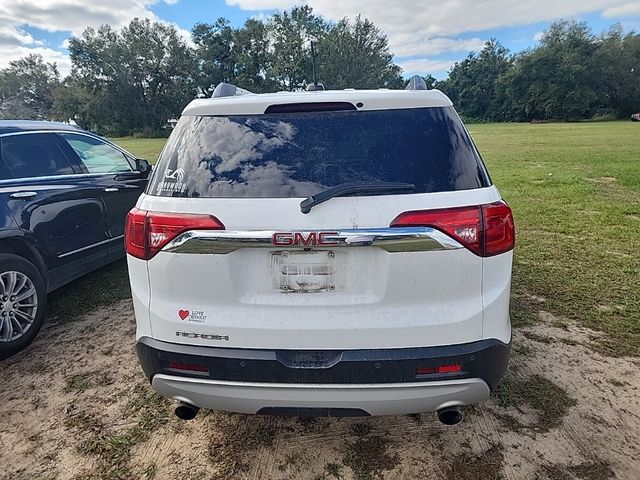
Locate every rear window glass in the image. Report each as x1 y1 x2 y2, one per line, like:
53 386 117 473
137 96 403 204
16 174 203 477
149 106 490 198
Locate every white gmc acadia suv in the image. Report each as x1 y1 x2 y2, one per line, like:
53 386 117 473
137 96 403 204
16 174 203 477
126 77 514 424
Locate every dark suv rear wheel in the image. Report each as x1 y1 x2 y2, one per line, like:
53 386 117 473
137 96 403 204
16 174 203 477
0 254 46 360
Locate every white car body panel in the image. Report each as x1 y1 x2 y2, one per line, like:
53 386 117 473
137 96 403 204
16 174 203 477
128 186 510 350
481 253 513 343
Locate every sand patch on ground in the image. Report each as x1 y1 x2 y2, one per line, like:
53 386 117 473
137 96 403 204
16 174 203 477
1 301 639 479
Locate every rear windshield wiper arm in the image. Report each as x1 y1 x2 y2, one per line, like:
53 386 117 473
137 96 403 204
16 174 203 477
300 181 415 214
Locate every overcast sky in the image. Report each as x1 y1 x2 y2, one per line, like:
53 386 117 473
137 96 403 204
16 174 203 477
1 0 639 79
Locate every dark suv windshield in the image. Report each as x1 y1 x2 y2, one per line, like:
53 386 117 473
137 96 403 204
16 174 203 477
149 106 490 198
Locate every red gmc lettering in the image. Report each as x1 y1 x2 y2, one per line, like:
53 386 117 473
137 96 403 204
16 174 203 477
272 232 294 246
294 232 317 246
272 232 339 246
318 232 339 246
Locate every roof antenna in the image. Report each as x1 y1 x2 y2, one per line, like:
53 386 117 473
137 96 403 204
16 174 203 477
307 41 325 91
405 74 428 91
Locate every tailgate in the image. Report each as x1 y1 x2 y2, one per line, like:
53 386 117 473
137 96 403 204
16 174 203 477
139 188 500 350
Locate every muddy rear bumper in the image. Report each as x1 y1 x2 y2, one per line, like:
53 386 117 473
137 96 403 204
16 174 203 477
137 337 509 387
137 337 509 415
151 374 490 416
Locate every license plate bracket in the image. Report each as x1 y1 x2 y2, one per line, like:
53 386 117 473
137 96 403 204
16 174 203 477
271 250 336 293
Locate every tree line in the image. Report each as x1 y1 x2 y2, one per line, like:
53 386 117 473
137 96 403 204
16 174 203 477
437 21 640 122
0 8 638 136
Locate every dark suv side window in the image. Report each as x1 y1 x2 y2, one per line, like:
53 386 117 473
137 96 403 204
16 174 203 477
60 133 133 174
1 133 76 179
0 156 12 180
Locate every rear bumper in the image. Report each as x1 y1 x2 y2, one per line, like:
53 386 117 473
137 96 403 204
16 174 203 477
152 375 490 416
137 337 510 416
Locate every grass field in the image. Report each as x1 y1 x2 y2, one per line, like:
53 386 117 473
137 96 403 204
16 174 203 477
469 122 640 356
9 121 638 480
110 136 168 162
60 122 638 356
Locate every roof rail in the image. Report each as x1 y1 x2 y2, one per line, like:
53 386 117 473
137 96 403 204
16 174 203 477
212 83 254 98
405 75 428 91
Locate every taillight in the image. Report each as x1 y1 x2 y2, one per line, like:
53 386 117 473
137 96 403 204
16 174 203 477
125 208 148 259
391 205 483 254
482 202 515 256
125 208 225 260
390 201 514 257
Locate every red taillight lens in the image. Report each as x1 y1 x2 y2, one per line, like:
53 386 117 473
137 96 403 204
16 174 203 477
482 202 515 257
391 205 483 255
125 208 148 259
125 208 225 260
390 201 514 257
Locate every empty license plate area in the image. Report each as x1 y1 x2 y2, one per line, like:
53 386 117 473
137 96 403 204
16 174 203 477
271 251 336 293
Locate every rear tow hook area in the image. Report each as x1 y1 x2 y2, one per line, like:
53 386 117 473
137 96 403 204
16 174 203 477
437 405 463 425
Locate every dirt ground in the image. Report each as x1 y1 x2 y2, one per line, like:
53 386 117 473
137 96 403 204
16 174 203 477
1 300 639 480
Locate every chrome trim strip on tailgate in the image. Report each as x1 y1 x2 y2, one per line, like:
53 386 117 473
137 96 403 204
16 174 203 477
162 227 463 254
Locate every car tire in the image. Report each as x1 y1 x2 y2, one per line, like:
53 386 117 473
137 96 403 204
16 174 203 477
0 254 46 360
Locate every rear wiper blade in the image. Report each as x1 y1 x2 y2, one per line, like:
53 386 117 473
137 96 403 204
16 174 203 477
300 181 415 214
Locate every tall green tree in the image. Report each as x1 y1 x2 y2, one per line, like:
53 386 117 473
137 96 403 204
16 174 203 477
505 21 600 120
0 54 60 120
192 18 237 95
438 39 512 121
52 76 96 129
234 19 277 93
593 25 640 117
192 18 276 94
316 16 404 89
65 18 196 134
267 6 329 91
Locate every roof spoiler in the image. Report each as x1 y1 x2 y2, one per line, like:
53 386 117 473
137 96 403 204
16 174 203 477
212 83 254 98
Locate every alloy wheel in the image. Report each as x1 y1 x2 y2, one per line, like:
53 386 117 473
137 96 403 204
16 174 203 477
0 271 39 343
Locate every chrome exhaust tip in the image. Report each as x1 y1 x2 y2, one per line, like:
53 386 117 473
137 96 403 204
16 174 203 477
437 405 463 425
175 402 200 421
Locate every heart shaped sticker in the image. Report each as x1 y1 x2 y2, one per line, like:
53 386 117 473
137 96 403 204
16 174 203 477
178 309 189 320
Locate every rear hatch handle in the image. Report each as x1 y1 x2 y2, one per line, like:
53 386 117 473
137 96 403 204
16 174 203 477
300 181 415 214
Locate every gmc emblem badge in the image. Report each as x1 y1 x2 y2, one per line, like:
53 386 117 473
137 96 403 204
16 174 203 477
272 231 339 247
